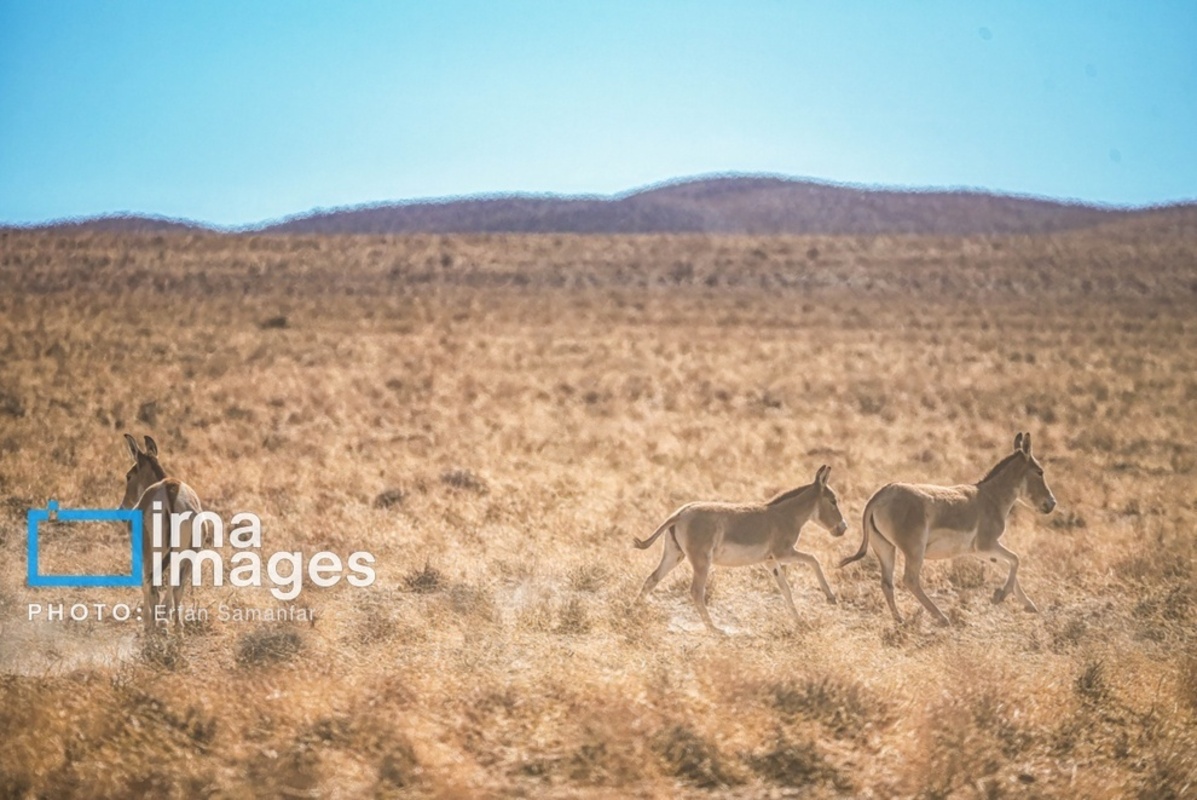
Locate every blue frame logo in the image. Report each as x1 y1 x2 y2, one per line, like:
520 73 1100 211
27 501 143 588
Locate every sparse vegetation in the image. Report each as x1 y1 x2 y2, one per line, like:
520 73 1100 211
0 225 1194 796
235 628 304 667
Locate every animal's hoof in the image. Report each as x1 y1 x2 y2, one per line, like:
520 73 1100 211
1023 603 1039 613
934 617 952 628
992 588 1008 604
826 595 838 605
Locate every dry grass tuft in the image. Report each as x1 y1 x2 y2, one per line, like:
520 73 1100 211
749 728 845 790
768 675 882 740
1075 660 1110 705
402 560 445 593
440 468 488 493
653 724 741 788
140 635 185 670
234 628 304 667
372 487 405 508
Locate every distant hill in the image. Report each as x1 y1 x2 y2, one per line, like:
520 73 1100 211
258 175 1137 237
10 214 210 235
9 175 1195 237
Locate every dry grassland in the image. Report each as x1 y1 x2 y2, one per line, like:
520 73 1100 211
1 221 1195 798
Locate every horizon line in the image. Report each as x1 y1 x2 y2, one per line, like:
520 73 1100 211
6 171 1197 233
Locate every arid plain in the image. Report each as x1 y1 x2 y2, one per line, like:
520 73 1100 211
1 219 1195 797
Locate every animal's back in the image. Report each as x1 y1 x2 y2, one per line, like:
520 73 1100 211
139 477 203 551
870 482 979 533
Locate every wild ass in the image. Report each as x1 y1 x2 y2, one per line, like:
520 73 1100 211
120 434 204 634
634 465 848 634
840 432 1056 626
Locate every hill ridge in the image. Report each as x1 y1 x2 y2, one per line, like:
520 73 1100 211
6 174 1196 237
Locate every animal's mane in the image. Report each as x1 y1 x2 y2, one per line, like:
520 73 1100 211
978 452 1024 484
767 483 814 506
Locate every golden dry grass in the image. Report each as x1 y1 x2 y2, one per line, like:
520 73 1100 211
0 225 1195 798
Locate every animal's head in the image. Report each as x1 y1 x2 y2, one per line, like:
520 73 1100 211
812 464 848 536
120 433 164 509
1013 432 1056 514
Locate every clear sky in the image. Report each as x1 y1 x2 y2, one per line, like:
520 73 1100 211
1 1 1194 227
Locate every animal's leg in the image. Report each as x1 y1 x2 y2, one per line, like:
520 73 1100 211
775 549 836 604
689 560 723 635
637 536 685 601
769 561 802 623
172 556 193 634
144 582 162 634
144 544 163 634
902 550 950 626
871 530 902 623
1011 579 1037 613
986 542 1035 611
171 585 186 634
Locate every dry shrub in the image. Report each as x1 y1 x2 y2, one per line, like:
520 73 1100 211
652 724 741 788
118 686 219 752
140 634 185 670
296 714 423 790
0 386 26 418
1074 660 1110 705
1134 584 1194 623
768 674 882 740
373 487 405 508
377 739 421 790
555 597 592 634
911 685 1032 798
561 717 654 787
235 628 303 667
402 561 445 593
748 728 844 789
440 468 488 493
245 742 320 798
1050 614 1090 652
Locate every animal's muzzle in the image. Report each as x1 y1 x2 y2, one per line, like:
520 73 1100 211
832 521 848 537
1041 499 1057 514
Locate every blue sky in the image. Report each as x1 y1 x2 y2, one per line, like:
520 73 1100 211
1 1 1194 226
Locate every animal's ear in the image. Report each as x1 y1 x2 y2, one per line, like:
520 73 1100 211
1021 432 1032 455
143 436 158 457
815 465 830 486
1014 432 1024 453
124 433 141 461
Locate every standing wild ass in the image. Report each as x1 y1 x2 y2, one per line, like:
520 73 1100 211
840 432 1056 626
634 465 848 634
120 434 204 634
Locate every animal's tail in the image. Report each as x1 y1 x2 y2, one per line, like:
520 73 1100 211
839 493 881 568
633 507 685 550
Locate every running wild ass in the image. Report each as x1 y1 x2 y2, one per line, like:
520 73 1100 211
120 434 204 634
634 465 848 634
840 432 1056 626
